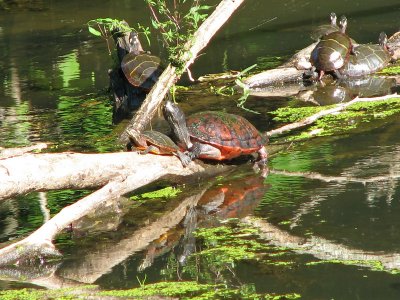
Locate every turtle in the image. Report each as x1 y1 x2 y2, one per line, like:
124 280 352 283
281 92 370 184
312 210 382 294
310 12 339 41
310 15 353 80
340 32 392 77
131 130 191 167
162 101 268 168
121 52 164 90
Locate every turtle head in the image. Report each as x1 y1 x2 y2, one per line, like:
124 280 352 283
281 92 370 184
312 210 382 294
163 101 193 150
339 15 347 33
379 32 393 55
330 12 337 26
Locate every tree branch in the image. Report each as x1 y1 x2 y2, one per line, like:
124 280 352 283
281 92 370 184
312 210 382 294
119 0 246 144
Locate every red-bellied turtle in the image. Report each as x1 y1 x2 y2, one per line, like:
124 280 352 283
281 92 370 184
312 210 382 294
162 101 268 168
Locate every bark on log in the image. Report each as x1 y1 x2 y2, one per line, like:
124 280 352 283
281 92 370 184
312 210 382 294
0 151 215 201
119 0 246 145
243 43 316 88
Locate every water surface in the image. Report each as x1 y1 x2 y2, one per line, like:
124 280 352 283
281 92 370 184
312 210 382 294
1 1 400 299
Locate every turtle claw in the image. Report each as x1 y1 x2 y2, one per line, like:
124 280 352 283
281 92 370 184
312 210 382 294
176 151 192 167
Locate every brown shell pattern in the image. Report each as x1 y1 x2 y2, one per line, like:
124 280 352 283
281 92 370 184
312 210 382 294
186 111 265 157
142 131 179 154
121 53 163 90
310 31 352 71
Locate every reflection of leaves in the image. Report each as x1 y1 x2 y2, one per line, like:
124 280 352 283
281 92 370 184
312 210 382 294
57 95 115 152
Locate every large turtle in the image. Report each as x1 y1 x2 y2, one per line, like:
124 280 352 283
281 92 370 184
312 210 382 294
162 101 268 168
131 130 191 167
341 32 392 77
310 16 353 80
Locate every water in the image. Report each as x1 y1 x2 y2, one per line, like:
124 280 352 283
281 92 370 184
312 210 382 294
1 0 400 298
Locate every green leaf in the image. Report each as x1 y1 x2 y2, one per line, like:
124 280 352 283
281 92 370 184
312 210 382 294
88 26 102 37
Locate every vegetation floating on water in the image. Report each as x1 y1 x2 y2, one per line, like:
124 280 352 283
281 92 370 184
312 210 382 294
378 64 400 75
130 186 181 201
270 97 400 142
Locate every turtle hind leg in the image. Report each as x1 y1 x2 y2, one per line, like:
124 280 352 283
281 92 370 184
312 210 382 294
188 142 222 160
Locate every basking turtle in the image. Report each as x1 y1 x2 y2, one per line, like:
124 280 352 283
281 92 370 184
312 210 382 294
162 101 268 168
131 130 191 167
310 16 353 80
121 52 164 90
310 12 339 41
341 32 391 77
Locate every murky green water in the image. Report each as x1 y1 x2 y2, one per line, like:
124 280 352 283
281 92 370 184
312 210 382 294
1 0 400 298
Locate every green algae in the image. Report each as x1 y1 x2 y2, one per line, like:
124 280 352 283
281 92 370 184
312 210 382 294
0 286 97 300
378 65 400 75
306 259 400 274
130 186 182 201
270 97 400 142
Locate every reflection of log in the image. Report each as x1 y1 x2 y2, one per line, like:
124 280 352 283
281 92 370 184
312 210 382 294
244 217 400 270
0 151 232 266
119 0 245 144
59 190 205 283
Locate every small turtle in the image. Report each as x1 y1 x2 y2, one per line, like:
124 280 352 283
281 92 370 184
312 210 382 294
163 101 268 169
131 130 191 167
121 53 164 90
310 16 353 80
310 12 339 41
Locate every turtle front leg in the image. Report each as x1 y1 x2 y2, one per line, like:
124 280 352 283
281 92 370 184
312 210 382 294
175 151 192 167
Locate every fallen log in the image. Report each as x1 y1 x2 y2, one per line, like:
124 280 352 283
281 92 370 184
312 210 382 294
0 151 233 265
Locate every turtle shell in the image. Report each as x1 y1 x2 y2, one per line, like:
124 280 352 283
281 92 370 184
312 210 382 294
138 131 179 154
121 53 163 90
310 31 352 72
341 43 391 77
310 12 338 41
186 111 266 160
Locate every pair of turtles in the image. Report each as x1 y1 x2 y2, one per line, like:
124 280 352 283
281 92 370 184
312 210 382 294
131 101 268 169
309 13 392 79
119 43 267 169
